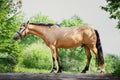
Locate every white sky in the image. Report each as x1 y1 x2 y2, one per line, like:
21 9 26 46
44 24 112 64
22 0 120 56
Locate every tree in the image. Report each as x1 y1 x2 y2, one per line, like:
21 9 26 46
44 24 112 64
30 13 55 23
0 0 22 72
101 0 120 28
60 15 87 27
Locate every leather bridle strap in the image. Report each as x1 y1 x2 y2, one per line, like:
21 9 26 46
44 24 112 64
17 24 27 38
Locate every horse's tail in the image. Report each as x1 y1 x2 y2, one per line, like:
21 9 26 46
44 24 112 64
94 30 104 66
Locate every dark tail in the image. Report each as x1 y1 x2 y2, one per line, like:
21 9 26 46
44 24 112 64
95 30 104 66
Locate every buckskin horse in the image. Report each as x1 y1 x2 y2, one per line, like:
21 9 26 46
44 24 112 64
13 21 105 73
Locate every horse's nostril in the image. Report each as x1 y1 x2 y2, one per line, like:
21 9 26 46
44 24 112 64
13 33 19 40
13 36 17 40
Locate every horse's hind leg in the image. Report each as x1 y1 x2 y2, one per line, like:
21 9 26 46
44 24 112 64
81 46 91 73
91 46 105 73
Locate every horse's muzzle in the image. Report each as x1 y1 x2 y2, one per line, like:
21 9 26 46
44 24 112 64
13 33 20 40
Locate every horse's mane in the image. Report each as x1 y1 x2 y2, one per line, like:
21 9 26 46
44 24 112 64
29 22 60 27
29 22 54 26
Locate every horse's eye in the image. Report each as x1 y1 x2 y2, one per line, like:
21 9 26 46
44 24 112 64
20 27 22 30
23 23 26 27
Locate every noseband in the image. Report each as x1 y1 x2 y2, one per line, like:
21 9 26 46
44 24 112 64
17 31 23 38
17 24 28 38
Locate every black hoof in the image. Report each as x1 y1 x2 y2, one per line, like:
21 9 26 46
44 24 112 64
100 71 105 73
57 70 62 73
81 70 86 73
50 70 55 73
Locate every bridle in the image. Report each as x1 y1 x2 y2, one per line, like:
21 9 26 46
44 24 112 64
17 23 28 38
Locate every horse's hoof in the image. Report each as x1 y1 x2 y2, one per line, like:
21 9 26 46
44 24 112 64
100 69 105 73
50 70 55 73
81 70 86 73
57 69 62 73
100 71 105 74
57 71 62 73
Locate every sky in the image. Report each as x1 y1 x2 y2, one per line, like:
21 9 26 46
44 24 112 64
22 0 120 56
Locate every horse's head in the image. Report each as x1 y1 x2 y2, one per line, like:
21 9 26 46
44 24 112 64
13 21 29 40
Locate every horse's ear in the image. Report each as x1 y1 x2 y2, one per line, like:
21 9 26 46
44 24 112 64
27 21 29 24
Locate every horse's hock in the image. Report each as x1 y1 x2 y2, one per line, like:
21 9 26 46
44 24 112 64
0 73 120 80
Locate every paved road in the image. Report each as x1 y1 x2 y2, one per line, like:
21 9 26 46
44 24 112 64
0 73 120 80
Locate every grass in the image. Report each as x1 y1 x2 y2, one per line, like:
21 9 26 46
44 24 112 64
14 66 49 73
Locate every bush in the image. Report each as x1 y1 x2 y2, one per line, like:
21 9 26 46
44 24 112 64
18 42 52 71
59 47 87 72
105 54 120 75
0 0 22 72
60 15 87 27
0 42 22 72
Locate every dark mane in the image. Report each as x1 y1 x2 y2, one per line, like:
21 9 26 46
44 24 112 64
29 23 54 26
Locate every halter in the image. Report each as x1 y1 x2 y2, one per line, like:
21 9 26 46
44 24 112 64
17 23 28 38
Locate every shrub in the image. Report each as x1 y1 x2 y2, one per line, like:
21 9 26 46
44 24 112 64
105 54 120 75
59 47 86 72
0 42 22 72
19 42 52 71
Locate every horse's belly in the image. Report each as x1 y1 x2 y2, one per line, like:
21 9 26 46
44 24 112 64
56 31 83 48
59 43 81 49
57 40 82 49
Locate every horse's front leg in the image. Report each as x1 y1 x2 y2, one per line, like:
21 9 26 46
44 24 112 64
56 51 62 73
57 58 62 73
50 57 57 73
49 45 58 73
50 45 62 73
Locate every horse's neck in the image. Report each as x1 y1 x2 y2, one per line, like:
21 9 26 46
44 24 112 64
28 24 47 39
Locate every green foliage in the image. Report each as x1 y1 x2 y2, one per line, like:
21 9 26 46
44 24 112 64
59 47 86 72
105 54 120 75
30 13 56 23
101 0 120 28
0 0 22 72
60 15 87 27
16 42 52 72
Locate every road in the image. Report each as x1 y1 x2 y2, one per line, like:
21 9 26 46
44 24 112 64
0 73 120 80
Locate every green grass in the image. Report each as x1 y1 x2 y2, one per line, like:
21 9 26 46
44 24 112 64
14 66 49 73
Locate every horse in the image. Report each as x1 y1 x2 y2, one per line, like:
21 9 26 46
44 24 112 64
13 21 105 73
